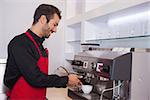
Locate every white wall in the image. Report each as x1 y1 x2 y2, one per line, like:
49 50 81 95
0 1 4 59
1 1 34 58
44 0 66 74
0 0 66 74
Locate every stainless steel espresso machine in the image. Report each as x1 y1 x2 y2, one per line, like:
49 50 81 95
68 50 132 100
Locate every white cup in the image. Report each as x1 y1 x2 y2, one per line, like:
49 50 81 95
81 85 93 94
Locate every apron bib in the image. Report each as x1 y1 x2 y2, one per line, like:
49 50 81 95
9 32 48 100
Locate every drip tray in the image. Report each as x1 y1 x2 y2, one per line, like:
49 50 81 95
68 88 109 100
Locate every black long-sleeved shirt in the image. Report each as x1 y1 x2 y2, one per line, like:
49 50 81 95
4 29 68 89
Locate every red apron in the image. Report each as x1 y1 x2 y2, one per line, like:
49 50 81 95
8 32 48 100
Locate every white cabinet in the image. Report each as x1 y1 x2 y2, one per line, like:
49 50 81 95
0 59 6 93
65 0 150 59
84 16 110 41
65 22 81 59
0 59 7 100
130 52 150 100
85 0 114 12
66 0 83 19
66 23 81 42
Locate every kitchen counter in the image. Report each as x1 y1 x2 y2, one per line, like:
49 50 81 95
46 88 72 100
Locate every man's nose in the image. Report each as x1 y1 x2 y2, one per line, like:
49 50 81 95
52 27 57 33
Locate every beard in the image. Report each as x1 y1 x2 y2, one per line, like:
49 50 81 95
42 26 52 38
43 32 51 38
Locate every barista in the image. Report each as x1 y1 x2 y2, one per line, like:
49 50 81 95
4 4 81 99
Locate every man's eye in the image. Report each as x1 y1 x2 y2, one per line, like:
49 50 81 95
54 24 57 27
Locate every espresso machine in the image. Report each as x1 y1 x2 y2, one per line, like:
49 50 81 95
68 50 132 100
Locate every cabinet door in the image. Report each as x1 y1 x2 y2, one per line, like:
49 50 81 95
131 53 150 100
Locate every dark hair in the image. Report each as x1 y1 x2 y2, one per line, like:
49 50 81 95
33 4 61 25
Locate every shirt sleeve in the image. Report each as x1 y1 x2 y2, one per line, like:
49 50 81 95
10 38 68 88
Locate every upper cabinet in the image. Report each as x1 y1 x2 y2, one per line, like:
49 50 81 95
85 1 149 40
64 0 150 57
85 0 114 12
66 0 83 19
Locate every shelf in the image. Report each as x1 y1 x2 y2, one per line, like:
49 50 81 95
0 59 7 64
85 0 114 12
84 1 150 42
66 0 83 19
67 40 81 43
67 22 81 29
66 14 83 26
84 0 149 21
84 16 109 41
86 34 150 41
86 35 150 48
66 22 81 42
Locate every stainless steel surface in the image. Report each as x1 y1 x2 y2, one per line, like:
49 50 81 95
68 49 150 100
54 66 69 76
68 49 134 100
73 50 132 80
69 50 115 99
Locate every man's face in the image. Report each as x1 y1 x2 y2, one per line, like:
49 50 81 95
42 14 60 38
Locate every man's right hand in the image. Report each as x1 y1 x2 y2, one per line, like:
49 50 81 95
67 74 82 87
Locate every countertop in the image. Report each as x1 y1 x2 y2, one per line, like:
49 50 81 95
46 88 72 100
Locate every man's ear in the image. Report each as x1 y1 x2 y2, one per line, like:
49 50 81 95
39 15 47 24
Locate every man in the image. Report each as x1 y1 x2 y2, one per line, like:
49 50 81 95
4 4 81 100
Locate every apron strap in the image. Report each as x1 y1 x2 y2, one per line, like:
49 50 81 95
25 31 42 56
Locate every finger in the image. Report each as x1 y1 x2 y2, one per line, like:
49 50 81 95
77 75 83 79
79 81 83 85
